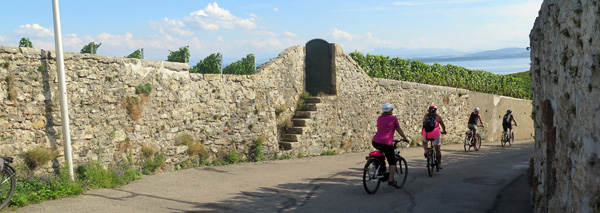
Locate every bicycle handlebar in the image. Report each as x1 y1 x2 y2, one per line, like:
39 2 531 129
393 139 409 143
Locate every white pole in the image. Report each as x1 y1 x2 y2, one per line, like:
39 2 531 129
52 0 74 181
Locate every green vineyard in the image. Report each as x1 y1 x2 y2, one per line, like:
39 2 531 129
349 51 531 99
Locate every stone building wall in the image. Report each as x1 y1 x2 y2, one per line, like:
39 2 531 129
529 0 600 212
0 43 534 175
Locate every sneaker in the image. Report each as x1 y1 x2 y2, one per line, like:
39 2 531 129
388 180 398 188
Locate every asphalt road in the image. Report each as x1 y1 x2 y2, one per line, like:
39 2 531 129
16 139 534 213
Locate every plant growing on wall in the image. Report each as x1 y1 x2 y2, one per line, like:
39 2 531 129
190 53 222 74
80 42 101 54
123 83 153 121
125 49 142 59
18 37 33 48
5 75 16 102
24 147 59 169
166 46 190 63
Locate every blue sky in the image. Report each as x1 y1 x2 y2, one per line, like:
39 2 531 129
0 0 543 64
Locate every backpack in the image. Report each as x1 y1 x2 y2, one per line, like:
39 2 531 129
503 114 512 125
423 115 437 132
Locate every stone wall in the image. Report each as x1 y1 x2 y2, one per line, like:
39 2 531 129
289 44 535 157
0 43 534 175
529 0 600 212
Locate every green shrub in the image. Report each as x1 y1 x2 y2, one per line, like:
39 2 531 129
76 161 141 188
253 136 266 162
135 83 152 95
142 152 165 175
10 168 83 208
321 150 336 156
227 150 240 164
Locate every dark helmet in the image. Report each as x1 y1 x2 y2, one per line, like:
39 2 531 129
428 105 437 113
507 109 512 114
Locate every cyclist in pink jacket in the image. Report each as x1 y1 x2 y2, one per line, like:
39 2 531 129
421 105 447 169
372 103 409 187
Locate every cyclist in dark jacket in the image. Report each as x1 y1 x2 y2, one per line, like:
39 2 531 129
502 109 518 138
468 107 485 150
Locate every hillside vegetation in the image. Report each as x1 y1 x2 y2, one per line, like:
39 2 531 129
349 51 531 99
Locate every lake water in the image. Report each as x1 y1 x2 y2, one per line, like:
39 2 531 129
424 57 531 75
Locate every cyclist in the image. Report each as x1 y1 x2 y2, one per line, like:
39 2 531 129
502 109 518 139
421 105 447 169
468 107 485 150
372 103 409 187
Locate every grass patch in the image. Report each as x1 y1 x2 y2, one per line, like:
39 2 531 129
122 95 149 121
275 104 286 116
253 135 266 162
321 150 336 156
24 147 59 170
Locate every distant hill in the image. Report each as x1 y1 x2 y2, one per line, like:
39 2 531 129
370 47 467 58
415 48 530 62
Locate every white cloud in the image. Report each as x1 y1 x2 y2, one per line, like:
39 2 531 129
283 31 297 37
326 28 403 52
273 8 279 12
328 28 354 41
97 32 143 48
0 36 4 42
13 24 54 37
184 2 257 31
148 17 193 37
216 36 224 42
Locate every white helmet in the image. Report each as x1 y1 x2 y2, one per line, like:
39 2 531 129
382 103 394 113
474 107 480 112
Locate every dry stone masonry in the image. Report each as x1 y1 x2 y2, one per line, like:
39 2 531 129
0 43 533 175
530 0 600 212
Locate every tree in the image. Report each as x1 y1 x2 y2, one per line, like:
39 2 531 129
18 38 33 48
80 42 101 54
166 46 190 63
125 49 142 59
190 53 221 74
223 54 255 75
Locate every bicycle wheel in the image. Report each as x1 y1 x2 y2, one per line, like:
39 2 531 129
426 152 433 177
395 157 408 188
464 137 470 152
363 159 381 194
433 150 439 172
501 133 506 147
510 132 514 145
0 165 16 210
476 135 482 151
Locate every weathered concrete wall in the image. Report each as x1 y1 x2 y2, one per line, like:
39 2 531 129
0 43 534 174
529 0 600 212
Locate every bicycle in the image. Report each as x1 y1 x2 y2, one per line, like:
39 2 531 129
363 139 409 194
424 138 439 177
0 157 16 210
464 126 483 152
501 125 516 147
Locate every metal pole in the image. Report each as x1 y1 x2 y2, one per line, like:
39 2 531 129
140 48 144 59
52 0 74 181
220 54 223 74
91 42 94 54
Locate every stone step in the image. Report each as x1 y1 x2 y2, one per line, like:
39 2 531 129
305 97 321 103
283 134 300 142
279 141 299 150
286 127 305 134
294 111 312 118
298 103 317 111
291 118 309 127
